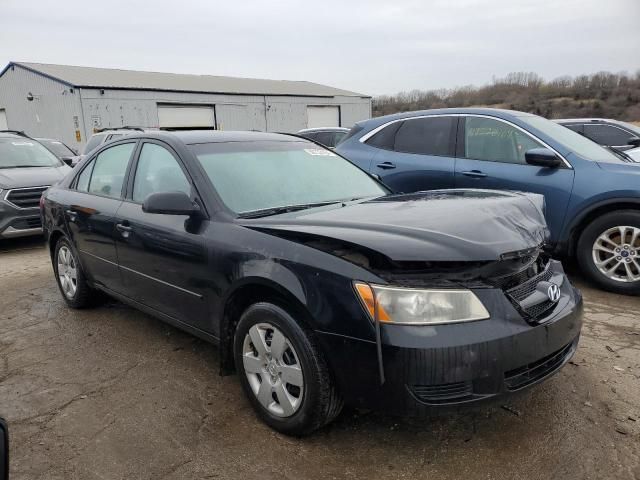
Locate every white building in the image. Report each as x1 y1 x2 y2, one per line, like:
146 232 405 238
0 62 371 149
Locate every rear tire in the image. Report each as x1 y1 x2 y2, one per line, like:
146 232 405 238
53 237 100 308
577 210 640 295
234 302 342 436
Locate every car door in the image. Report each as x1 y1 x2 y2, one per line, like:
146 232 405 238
367 116 457 193
454 116 575 246
113 140 210 329
64 141 137 292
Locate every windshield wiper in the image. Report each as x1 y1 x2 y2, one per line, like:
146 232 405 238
238 201 343 219
606 146 635 163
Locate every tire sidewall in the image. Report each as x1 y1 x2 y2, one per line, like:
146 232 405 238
233 302 324 435
577 211 640 294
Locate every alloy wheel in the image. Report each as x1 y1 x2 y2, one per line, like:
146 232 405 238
592 225 640 283
242 322 304 417
57 245 78 298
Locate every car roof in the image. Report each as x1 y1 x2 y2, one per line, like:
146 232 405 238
357 107 536 128
125 130 305 145
554 118 619 124
298 127 350 133
0 131 28 139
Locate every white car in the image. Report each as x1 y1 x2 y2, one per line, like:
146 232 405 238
627 146 640 162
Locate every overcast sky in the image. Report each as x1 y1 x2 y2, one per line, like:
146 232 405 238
1 0 638 96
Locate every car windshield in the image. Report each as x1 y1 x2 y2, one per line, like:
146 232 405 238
190 140 386 215
0 138 62 168
38 139 75 158
520 116 621 163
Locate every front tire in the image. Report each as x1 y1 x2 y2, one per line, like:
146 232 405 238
234 302 342 436
53 237 98 308
577 210 640 294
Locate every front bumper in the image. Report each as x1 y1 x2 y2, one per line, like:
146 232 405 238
0 197 43 238
317 260 583 415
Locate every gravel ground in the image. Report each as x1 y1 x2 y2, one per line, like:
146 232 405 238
0 237 638 480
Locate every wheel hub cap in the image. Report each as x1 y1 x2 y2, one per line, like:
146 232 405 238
592 226 640 283
242 322 304 418
57 246 78 298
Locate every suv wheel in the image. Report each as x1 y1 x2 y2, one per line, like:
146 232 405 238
53 237 99 308
234 302 343 436
577 210 640 294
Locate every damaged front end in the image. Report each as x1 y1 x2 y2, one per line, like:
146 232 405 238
239 190 582 411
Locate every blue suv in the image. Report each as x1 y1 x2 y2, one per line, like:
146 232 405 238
337 108 640 295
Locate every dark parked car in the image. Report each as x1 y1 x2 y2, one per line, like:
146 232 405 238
297 127 350 148
555 118 640 151
42 131 582 435
337 108 640 294
0 130 71 238
35 137 81 166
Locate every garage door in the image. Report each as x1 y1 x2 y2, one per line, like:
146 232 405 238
306 106 340 128
157 105 215 129
216 104 249 130
0 109 7 130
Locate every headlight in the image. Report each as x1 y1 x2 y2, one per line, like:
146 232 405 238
354 282 490 325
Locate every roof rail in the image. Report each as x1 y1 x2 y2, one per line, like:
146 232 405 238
0 129 29 137
94 126 145 133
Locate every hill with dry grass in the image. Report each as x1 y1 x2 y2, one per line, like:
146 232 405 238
373 71 640 121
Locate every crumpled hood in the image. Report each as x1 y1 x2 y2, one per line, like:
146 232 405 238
0 165 70 189
242 189 549 262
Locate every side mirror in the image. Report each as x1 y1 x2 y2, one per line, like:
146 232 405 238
627 137 640 148
142 191 199 216
525 148 562 168
0 418 8 480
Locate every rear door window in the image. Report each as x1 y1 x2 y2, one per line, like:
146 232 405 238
366 117 455 156
393 117 455 156
366 122 403 149
76 160 95 192
88 143 136 198
464 116 543 164
583 124 632 146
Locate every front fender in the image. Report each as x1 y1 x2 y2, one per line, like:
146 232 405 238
559 194 640 254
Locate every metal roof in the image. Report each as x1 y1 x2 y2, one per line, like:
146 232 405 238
4 62 368 98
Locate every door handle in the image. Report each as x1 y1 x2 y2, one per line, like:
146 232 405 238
116 223 133 238
461 170 487 178
376 161 396 170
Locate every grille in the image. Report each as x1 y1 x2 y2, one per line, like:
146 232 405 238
504 341 575 390
410 381 474 405
504 263 557 323
491 253 546 291
5 186 48 209
507 265 553 302
11 217 42 229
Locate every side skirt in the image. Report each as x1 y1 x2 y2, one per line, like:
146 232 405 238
96 284 221 347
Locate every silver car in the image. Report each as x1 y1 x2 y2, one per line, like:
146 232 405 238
0 131 71 238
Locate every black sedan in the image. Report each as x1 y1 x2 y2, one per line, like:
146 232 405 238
41 131 583 435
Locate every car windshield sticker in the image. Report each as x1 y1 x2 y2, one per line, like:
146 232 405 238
304 148 336 156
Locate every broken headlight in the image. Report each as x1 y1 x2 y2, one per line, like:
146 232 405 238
354 283 490 325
